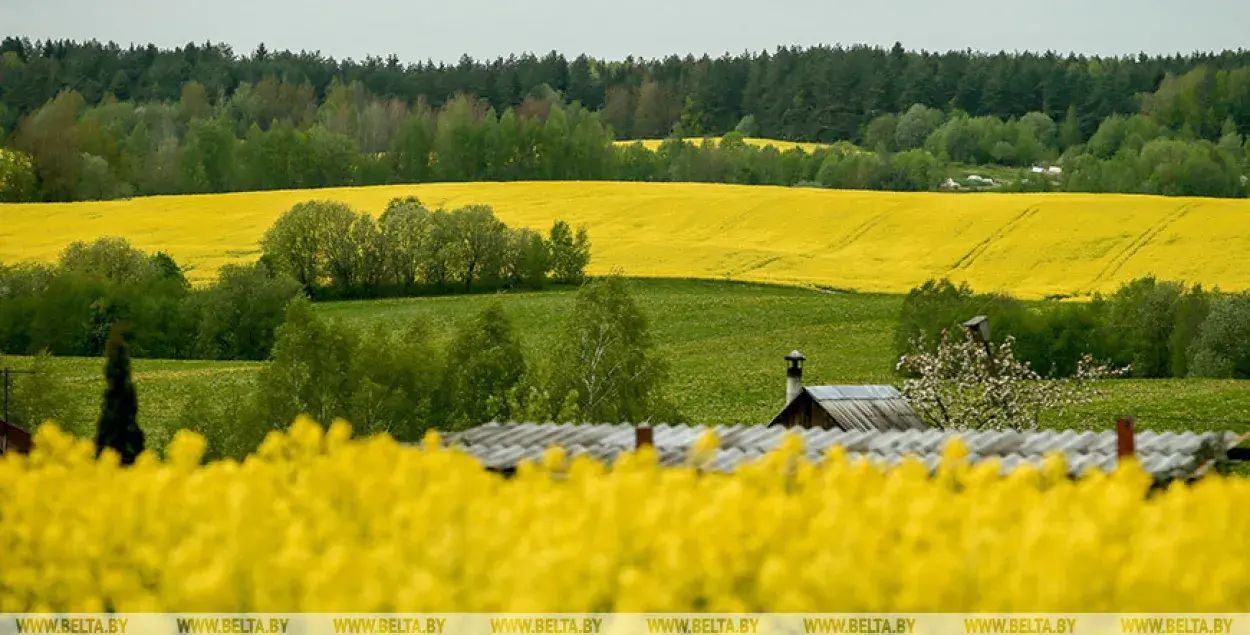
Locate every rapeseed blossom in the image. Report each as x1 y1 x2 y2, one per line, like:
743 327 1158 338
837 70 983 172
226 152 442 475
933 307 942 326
3 182 1249 297
1 417 1248 612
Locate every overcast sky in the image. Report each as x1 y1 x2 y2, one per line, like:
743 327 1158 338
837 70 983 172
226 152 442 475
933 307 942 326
4 0 1248 63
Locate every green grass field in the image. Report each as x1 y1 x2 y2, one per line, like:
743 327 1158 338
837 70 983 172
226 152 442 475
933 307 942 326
8 279 1249 447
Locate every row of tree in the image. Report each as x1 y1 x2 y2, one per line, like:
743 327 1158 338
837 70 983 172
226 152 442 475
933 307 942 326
6 38 1250 145
172 275 677 459
261 197 590 298
0 238 301 359
897 277 1250 380
3 80 1248 201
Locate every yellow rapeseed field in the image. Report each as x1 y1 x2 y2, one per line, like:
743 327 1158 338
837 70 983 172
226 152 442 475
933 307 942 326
2 418 1248 611
3 181 1250 298
615 137 831 152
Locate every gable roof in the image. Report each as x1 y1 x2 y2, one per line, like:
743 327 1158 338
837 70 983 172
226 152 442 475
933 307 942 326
769 384 927 431
446 422 1240 482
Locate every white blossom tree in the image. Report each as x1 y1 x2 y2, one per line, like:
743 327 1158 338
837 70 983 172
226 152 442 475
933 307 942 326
897 331 1127 430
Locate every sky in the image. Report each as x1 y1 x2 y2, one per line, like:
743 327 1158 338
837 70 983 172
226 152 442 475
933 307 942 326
3 0 1249 63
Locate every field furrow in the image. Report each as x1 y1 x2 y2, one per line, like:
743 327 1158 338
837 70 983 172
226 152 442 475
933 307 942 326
3 182 1250 298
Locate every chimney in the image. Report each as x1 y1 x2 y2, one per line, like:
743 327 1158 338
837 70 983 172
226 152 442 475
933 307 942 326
1116 416 1136 462
785 350 806 405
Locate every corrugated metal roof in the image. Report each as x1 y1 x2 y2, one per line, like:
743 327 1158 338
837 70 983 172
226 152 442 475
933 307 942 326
806 385 905 401
772 385 928 431
447 423 1240 481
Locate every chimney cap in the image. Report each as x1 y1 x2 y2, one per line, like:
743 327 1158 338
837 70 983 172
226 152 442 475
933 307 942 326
785 350 806 361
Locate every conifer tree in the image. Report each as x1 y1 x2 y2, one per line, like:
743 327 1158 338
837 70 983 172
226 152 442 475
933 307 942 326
95 325 144 464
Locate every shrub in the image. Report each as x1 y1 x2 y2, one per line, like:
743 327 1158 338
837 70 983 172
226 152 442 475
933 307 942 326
1186 293 1250 378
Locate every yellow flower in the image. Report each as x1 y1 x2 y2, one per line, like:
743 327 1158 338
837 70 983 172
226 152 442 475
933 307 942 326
0 418 1247 612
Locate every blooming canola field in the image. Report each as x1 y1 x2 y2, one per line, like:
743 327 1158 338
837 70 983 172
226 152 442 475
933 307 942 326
2 419 1249 611
614 137 832 152
3 182 1250 298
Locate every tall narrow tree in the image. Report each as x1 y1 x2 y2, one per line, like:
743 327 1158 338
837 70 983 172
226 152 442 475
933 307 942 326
95 325 144 464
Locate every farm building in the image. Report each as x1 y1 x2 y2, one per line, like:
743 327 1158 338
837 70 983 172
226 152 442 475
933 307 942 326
442 350 1244 483
769 350 926 430
0 419 33 455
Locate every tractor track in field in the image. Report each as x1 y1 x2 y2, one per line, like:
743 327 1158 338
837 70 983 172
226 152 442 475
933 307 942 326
1090 203 1194 287
829 212 890 253
949 206 1040 272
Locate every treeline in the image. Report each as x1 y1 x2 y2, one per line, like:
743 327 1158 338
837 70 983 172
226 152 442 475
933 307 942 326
261 197 590 299
5 38 1250 144
0 197 591 357
2 85 1240 201
0 238 301 359
897 278 1250 380
180 276 678 459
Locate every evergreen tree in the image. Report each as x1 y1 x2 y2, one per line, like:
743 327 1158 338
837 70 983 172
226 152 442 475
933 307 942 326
94 325 144 464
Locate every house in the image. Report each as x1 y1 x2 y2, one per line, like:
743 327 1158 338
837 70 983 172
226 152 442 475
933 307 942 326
768 350 926 431
442 351 1244 482
0 419 33 455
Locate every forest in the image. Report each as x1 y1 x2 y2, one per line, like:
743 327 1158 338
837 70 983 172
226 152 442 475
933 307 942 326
0 38 1248 201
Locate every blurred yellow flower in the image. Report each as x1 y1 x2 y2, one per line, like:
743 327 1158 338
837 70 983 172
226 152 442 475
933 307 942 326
1 420 1247 612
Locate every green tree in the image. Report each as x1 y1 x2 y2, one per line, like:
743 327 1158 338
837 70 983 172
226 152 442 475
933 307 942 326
254 298 359 426
182 116 236 192
13 90 86 201
1059 105 1083 150
94 325 144 464
549 275 672 423
5 351 70 430
0 148 38 202
1188 293 1250 378
449 205 508 292
261 200 358 292
503 228 551 288
178 80 212 123
894 104 945 150
390 109 435 183
863 113 899 152
548 220 591 284
442 303 526 427
188 262 302 360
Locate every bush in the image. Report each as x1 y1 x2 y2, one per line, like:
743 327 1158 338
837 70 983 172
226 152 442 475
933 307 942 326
897 277 1221 379
441 303 527 429
252 298 451 439
188 262 303 360
1187 293 1250 378
0 239 299 361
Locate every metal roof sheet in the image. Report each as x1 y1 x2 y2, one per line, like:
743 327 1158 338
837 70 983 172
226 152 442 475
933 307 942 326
805 385 905 401
446 423 1238 481
774 385 928 432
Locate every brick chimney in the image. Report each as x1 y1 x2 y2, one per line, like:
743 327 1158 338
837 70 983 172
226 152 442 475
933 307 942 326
785 350 805 405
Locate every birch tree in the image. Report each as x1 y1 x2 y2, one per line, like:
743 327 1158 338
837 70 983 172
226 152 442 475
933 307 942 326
551 275 670 423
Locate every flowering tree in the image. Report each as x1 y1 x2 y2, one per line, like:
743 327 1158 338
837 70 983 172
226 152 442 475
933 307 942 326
897 331 1127 430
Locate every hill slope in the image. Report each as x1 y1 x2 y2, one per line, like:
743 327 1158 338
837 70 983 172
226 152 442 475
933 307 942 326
3 182 1249 297
11 280 1247 445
